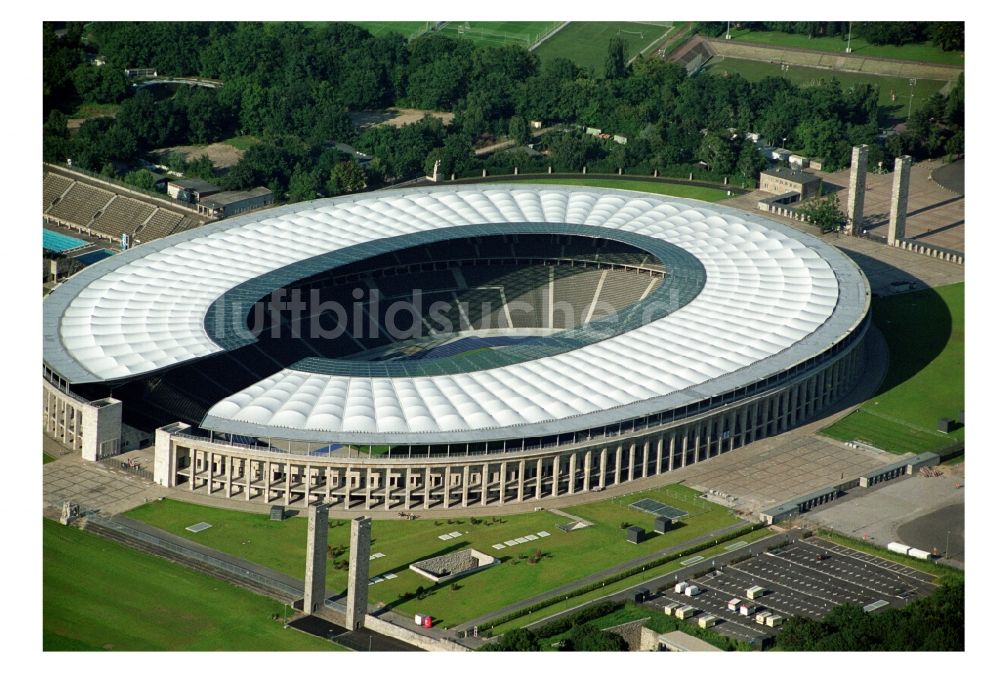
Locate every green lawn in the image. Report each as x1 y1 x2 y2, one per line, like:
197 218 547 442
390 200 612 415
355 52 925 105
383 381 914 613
222 135 260 151
43 519 344 651
70 102 119 119
534 22 674 73
437 21 562 48
703 56 948 122
527 178 730 202
43 453 56 464
726 29 965 66
126 484 741 628
822 283 964 454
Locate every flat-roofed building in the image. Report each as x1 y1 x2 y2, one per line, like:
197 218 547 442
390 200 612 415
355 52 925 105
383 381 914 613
197 187 273 219
167 178 221 204
759 167 822 202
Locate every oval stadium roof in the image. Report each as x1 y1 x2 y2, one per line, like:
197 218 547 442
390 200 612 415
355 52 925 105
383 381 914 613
43 185 869 444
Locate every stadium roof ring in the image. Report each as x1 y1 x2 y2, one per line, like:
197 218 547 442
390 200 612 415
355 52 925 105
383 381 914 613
43 185 871 457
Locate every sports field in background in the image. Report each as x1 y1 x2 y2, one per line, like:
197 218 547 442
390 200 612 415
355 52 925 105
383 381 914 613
43 519 343 651
528 178 730 202
726 29 965 66
534 21 674 73
702 56 948 121
127 483 741 627
822 283 964 454
436 21 562 48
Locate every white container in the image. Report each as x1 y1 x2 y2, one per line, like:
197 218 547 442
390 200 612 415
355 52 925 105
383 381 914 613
908 548 932 560
674 581 689 594
727 598 741 612
685 585 700 597
755 612 772 625
414 613 425 626
888 542 912 556
766 615 784 627
698 615 718 628
747 585 765 600
739 604 753 617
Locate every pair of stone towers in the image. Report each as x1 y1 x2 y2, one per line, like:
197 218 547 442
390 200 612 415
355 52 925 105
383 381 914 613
304 505 371 631
845 144 913 245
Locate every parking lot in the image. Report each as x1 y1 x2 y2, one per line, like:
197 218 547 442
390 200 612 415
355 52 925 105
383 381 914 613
645 537 939 645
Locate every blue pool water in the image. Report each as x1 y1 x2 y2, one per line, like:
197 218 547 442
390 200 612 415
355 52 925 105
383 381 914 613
74 249 115 266
43 228 88 253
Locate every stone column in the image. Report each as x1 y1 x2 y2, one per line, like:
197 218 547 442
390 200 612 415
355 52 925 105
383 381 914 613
499 461 508 505
284 462 292 506
655 436 664 475
535 458 544 500
404 467 413 509
481 463 490 506
345 516 372 631
667 433 676 471
443 466 452 509
627 443 636 482
423 467 432 509
567 453 577 495
641 439 650 478
846 144 868 235
551 455 560 497
598 448 608 489
462 464 471 507
887 155 912 245
614 444 623 484
517 460 526 502
303 503 329 614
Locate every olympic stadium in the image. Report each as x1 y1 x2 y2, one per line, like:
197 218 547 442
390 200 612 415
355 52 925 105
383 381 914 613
42 184 871 511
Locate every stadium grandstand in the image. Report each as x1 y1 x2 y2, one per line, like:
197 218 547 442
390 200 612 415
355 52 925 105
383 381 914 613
42 185 871 511
43 164 211 247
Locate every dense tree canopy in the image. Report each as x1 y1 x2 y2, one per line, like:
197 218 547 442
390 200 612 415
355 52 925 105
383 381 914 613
42 21 965 203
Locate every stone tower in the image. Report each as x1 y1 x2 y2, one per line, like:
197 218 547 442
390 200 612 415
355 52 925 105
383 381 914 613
303 503 329 614
345 516 372 630
887 155 913 245
846 145 869 236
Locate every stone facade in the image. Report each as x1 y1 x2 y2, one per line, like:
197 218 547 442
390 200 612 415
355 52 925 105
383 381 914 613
149 327 867 512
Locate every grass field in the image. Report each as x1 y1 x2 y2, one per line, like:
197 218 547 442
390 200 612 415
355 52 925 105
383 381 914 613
43 519 343 651
126 484 741 627
222 135 259 151
437 21 561 48
727 29 965 66
527 178 729 202
349 21 432 40
69 102 119 120
702 56 947 122
822 283 964 454
43 453 55 464
534 22 674 73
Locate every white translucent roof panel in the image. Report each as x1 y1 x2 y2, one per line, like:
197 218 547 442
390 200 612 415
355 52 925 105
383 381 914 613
44 185 869 442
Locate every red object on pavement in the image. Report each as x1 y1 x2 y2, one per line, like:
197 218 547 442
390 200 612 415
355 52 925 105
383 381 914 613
423 615 433 628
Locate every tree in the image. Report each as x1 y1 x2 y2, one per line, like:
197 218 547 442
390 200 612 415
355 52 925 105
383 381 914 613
508 116 531 146
185 155 217 181
123 169 160 192
564 624 628 652
698 132 736 175
736 141 766 182
479 627 541 651
326 161 366 196
604 36 628 80
288 167 321 202
798 193 847 233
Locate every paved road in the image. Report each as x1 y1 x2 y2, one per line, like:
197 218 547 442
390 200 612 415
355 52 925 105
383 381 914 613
451 520 755 633
289 615 421 652
897 503 964 561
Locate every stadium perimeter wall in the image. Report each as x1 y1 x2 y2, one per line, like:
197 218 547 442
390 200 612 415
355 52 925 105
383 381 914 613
149 331 866 512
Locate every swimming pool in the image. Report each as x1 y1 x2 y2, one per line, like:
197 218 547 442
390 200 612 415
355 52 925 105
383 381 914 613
74 249 115 266
43 228 88 253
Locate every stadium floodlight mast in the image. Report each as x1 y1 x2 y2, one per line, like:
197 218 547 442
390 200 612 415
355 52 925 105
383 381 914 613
846 22 853 53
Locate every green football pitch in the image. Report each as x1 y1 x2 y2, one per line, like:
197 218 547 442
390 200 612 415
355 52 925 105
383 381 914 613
533 21 675 73
702 56 948 122
436 21 562 48
822 283 964 454
726 29 965 67
43 519 344 651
